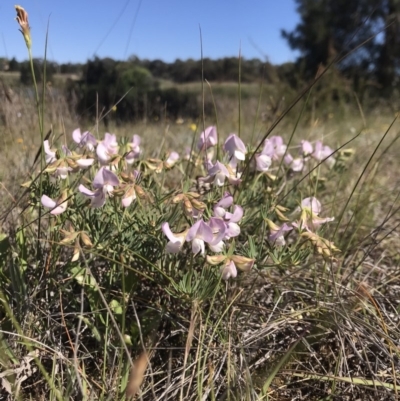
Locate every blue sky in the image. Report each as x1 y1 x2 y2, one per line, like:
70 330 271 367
1 1 300 64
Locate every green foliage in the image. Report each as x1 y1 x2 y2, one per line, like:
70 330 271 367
283 0 400 96
19 58 56 85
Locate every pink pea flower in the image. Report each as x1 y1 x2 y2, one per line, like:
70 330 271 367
207 254 255 280
198 126 217 151
294 197 334 232
207 217 227 253
205 161 241 187
76 158 95 169
266 219 293 246
284 154 304 172
78 167 120 208
312 140 334 164
44 140 56 164
165 151 179 168
72 129 97 151
301 140 313 156
119 170 141 208
96 133 119 164
162 222 189 253
41 191 68 215
221 259 237 280
55 145 73 179
255 153 272 172
223 205 243 239
223 134 246 166
262 136 287 160
43 143 75 179
55 164 72 179
121 188 136 208
186 219 213 256
125 134 141 164
213 193 243 239
214 192 233 218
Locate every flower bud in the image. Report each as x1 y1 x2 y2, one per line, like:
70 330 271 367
15 6 31 49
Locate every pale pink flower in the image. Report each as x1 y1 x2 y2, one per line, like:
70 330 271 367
301 140 313 156
41 192 68 215
165 151 179 168
301 197 322 214
293 197 334 232
126 135 141 164
186 219 213 256
44 140 56 164
207 217 227 252
223 134 246 165
284 154 304 172
205 161 241 187
78 167 120 208
267 220 293 246
213 193 243 240
198 126 217 150
221 260 237 280
96 133 119 164
162 223 188 253
207 254 254 280
72 129 97 151
262 136 287 160
255 153 272 172
76 158 95 169
312 141 334 164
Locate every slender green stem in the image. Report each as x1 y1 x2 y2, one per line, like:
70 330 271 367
27 48 45 260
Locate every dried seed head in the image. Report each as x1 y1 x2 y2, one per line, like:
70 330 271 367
15 5 31 49
126 351 149 398
80 232 93 248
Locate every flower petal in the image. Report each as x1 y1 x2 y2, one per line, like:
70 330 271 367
41 194 67 215
41 194 56 209
187 220 213 243
301 197 321 215
225 222 240 239
191 238 205 255
72 128 82 144
221 260 237 280
78 184 96 197
256 154 272 172
76 158 94 168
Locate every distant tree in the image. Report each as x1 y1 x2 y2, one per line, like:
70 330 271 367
0 58 8 71
283 0 400 95
74 57 158 123
282 0 381 79
145 59 170 79
375 0 400 94
115 63 157 119
19 59 55 85
8 57 20 72
60 62 83 75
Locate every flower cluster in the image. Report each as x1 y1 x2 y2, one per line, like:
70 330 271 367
162 192 243 256
40 125 339 281
284 139 335 172
197 127 245 187
41 130 151 214
253 135 335 173
266 196 335 247
162 191 254 280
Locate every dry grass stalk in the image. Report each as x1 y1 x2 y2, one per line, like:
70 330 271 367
126 350 150 399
